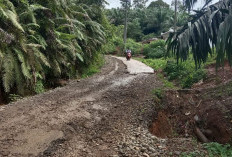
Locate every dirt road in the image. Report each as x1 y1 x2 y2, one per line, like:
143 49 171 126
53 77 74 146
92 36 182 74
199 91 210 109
0 56 164 157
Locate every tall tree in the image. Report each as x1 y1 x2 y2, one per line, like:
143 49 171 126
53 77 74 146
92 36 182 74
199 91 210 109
120 0 132 48
133 0 149 9
148 0 169 8
0 0 107 96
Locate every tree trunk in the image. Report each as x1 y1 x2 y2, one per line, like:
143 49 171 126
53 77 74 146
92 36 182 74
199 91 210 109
174 0 177 32
123 2 129 50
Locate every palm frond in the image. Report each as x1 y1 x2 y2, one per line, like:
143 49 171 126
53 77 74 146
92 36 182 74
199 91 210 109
167 0 231 67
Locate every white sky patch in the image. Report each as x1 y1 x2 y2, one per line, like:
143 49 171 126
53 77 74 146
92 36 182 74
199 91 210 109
105 0 219 9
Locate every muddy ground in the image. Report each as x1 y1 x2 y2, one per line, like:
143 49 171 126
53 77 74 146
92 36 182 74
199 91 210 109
0 56 210 157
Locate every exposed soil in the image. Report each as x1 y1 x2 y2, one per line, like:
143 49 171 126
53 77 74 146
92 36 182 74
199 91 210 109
1 56 204 157
150 61 232 148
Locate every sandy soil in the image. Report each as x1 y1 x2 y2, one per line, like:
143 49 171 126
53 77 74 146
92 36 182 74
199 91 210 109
0 56 166 157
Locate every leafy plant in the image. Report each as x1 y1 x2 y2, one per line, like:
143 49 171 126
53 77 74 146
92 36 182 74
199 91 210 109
0 0 108 98
81 54 104 78
163 59 207 88
8 94 23 102
167 0 232 68
152 88 164 99
136 58 168 70
204 142 232 157
181 151 204 157
125 38 143 55
34 80 45 94
143 40 166 59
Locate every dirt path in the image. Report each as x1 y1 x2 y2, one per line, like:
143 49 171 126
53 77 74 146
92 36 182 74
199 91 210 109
0 56 165 157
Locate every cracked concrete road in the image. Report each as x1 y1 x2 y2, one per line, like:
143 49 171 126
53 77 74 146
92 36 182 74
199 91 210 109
113 56 154 74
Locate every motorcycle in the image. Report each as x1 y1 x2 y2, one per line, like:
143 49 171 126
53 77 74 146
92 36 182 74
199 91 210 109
126 52 132 61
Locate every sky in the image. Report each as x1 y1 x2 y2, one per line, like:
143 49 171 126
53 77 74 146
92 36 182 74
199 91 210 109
105 0 219 9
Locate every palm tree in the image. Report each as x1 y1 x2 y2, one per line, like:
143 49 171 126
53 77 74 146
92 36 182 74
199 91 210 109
167 0 232 67
0 0 107 96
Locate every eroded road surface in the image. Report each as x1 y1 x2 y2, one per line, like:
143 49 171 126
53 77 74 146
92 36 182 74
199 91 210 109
0 56 165 157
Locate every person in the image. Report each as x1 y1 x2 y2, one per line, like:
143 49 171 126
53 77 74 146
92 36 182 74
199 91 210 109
126 49 131 54
125 49 132 60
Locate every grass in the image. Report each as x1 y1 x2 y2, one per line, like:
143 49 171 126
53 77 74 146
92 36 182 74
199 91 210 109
135 57 177 89
181 151 204 157
135 57 169 71
204 142 232 157
157 73 176 89
180 142 232 157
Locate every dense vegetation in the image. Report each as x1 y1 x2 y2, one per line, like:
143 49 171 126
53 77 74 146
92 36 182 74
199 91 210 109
167 0 232 67
0 0 109 101
107 0 189 41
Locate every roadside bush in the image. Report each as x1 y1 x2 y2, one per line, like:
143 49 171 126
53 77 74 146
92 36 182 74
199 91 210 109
152 88 164 99
163 60 207 88
81 54 105 78
104 25 124 55
136 58 167 70
125 38 143 55
143 40 166 59
104 36 124 54
142 33 156 41
203 143 232 157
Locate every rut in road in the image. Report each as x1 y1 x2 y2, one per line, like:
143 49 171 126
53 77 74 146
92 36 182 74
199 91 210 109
0 56 162 157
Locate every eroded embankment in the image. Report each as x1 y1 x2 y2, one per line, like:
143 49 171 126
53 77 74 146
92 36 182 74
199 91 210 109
150 78 232 145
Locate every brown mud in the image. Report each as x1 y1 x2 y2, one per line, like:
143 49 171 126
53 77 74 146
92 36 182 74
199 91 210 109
0 56 166 157
150 61 232 148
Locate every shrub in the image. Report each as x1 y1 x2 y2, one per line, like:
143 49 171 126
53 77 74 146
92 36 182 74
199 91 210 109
163 60 207 88
203 142 232 157
143 40 166 59
152 88 164 99
137 58 167 70
182 69 207 88
142 33 156 40
81 54 104 78
104 36 124 54
34 80 45 94
125 38 143 55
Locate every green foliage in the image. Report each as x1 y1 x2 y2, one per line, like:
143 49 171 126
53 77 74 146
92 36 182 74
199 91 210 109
127 18 144 41
182 69 207 88
181 151 204 157
106 2 189 41
203 143 232 157
152 88 164 99
133 0 149 9
148 0 169 8
142 33 156 40
8 94 23 102
163 60 207 88
167 0 232 68
143 40 166 59
104 24 142 55
136 57 175 89
125 38 142 55
136 58 167 70
103 24 124 54
157 73 175 89
34 80 45 94
0 0 108 97
81 54 104 78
